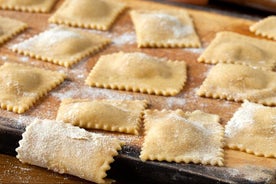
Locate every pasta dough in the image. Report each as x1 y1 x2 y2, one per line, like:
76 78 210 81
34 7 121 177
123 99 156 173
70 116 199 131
56 99 147 135
85 52 187 96
197 63 276 106
0 16 27 45
16 119 123 184
225 101 276 158
140 109 224 166
0 0 57 13
0 62 65 113
198 31 276 70
250 16 276 41
49 0 126 30
130 10 201 48
12 26 110 67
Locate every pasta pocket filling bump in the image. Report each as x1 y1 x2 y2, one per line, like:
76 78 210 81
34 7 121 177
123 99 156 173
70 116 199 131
49 0 126 30
198 31 276 70
140 109 224 166
56 98 147 135
197 63 276 106
12 26 110 67
130 9 201 48
225 101 276 158
85 52 187 96
0 62 65 113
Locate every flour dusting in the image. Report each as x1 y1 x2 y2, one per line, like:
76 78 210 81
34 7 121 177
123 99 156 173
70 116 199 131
1 55 8 61
112 32 136 45
225 101 261 137
51 81 135 101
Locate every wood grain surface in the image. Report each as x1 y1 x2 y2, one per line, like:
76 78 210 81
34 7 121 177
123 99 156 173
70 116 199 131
0 0 275 183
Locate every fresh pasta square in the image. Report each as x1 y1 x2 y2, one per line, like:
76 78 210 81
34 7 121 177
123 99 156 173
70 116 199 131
49 0 126 30
56 99 147 135
85 52 187 96
12 26 110 67
140 109 224 166
0 62 65 113
130 9 201 48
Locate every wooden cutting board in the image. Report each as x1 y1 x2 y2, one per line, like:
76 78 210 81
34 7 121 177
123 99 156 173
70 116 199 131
0 0 276 183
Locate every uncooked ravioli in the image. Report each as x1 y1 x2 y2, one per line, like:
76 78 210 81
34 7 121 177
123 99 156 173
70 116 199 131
85 52 187 96
130 9 201 48
140 109 224 166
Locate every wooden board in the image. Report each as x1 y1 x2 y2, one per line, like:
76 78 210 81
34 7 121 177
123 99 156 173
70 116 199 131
0 0 276 183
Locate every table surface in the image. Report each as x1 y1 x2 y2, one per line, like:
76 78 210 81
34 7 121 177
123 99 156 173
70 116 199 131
0 0 273 184
0 154 94 184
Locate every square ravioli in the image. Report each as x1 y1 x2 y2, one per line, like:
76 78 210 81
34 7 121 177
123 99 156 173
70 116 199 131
0 62 65 113
85 52 187 96
225 101 276 158
0 16 27 45
197 63 276 106
130 10 201 48
12 26 110 67
198 31 276 70
140 109 224 166
56 99 147 135
16 119 123 184
49 0 126 31
250 16 276 41
0 0 57 13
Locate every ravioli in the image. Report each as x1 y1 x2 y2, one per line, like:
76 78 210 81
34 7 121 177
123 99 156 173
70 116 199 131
130 10 201 48
197 63 276 106
0 0 57 13
12 26 110 67
225 101 276 158
49 0 126 30
198 31 276 70
85 52 187 96
250 16 276 41
16 119 123 183
0 62 65 113
0 16 27 45
56 99 147 135
140 109 224 166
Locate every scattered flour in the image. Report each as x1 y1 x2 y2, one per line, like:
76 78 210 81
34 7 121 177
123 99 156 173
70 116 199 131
1 5 271 184
20 56 30 63
1 55 8 61
51 81 135 101
184 47 205 54
227 166 275 183
112 32 136 45
165 97 186 109
17 115 36 126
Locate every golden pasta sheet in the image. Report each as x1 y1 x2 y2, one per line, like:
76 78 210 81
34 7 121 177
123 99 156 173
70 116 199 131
49 0 126 30
198 31 276 70
0 62 65 113
225 101 276 158
16 119 123 184
0 16 27 45
250 16 276 41
130 10 201 48
85 52 187 96
0 0 57 13
140 109 224 166
56 98 147 135
197 63 276 106
12 26 110 67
